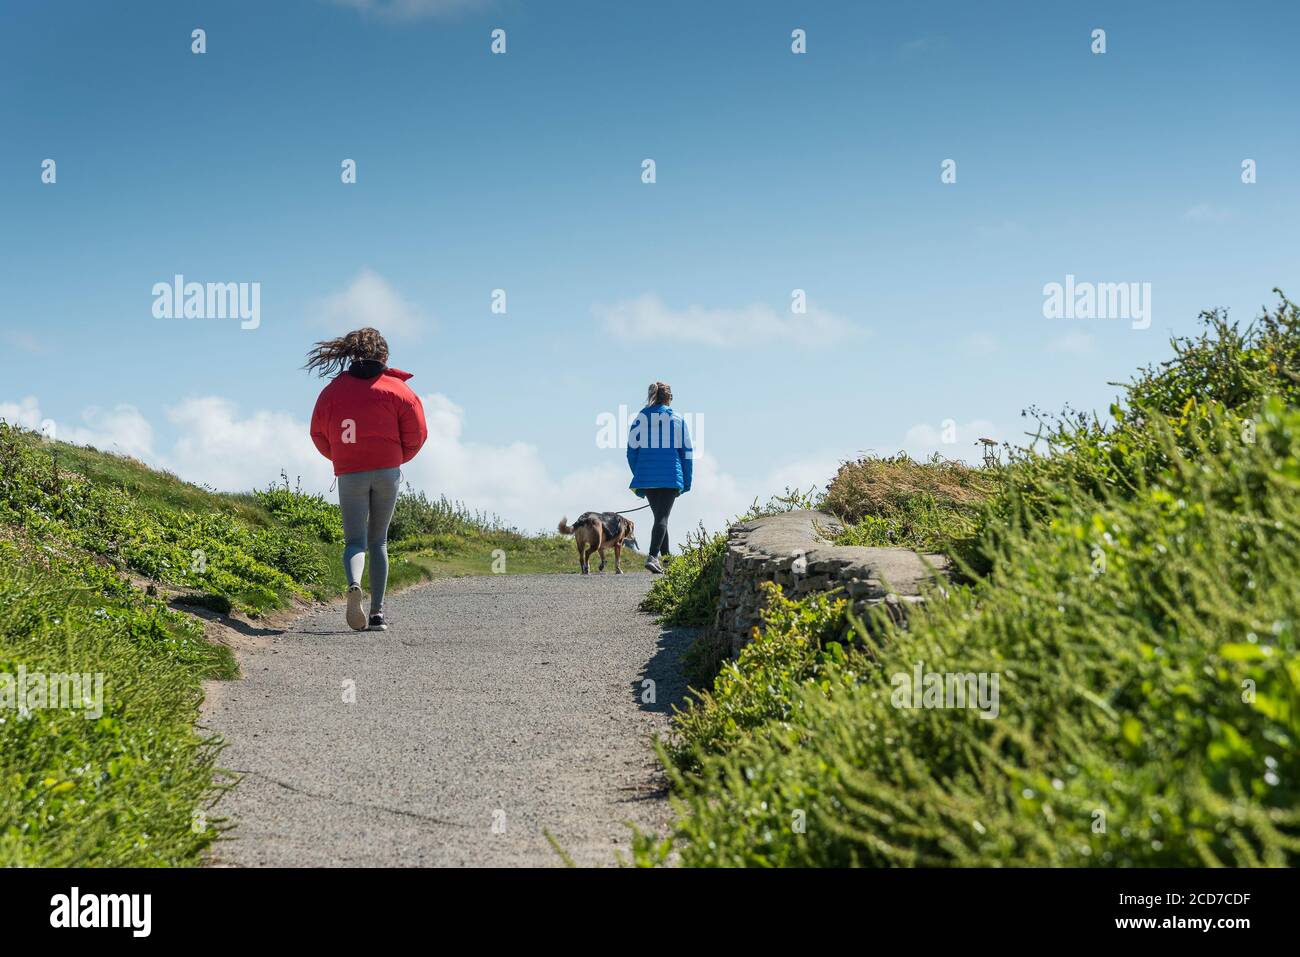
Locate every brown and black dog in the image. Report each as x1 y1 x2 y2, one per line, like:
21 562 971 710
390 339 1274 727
557 512 639 574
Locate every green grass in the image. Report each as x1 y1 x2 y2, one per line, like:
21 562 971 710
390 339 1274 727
643 293 1300 868
640 488 822 687
0 430 251 865
396 529 578 577
37 439 273 524
0 427 571 865
0 552 232 866
823 453 995 552
638 523 727 628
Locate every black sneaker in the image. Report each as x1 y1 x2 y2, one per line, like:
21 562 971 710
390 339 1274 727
644 558 664 575
367 613 387 632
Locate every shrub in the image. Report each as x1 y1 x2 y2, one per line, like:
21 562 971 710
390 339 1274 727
641 489 827 687
637 525 727 686
972 294 1300 566
653 293 1300 868
666 587 862 772
1124 292 1300 419
640 523 726 627
664 400 1300 867
641 488 824 626
0 429 327 613
823 453 994 551
388 486 508 541
252 471 343 543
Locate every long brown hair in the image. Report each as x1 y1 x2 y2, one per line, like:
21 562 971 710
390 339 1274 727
304 327 389 378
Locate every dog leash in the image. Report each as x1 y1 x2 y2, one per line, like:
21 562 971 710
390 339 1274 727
613 504 652 514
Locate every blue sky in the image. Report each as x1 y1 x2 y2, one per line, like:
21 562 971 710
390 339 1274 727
1 0 1296 534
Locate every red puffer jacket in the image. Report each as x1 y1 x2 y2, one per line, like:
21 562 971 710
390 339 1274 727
310 363 428 475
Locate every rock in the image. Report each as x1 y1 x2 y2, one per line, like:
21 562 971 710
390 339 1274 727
712 510 949 656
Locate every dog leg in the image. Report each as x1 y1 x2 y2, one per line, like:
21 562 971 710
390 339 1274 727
597 546 606 573
576 537 587 574
614 543 622 574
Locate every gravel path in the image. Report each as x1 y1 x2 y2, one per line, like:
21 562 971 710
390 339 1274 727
200 573 693 867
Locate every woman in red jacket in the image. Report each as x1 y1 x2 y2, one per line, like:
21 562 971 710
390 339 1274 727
308 327 428 632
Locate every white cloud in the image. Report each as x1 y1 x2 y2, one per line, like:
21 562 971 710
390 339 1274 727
400 394 837 538
165 398 331 492
901 418 1002 464
1 395 154 457
3 392 838 541
314 268 426 338
594 293 863 348
70 405 156 460
0 396 43 431
622 449 839 543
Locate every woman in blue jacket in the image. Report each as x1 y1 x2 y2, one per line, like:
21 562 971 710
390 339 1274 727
627 381 693 574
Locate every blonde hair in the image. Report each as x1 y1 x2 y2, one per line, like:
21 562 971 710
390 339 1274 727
647 381 673 405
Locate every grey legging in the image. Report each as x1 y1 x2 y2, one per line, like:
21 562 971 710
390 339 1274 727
337 467 401 613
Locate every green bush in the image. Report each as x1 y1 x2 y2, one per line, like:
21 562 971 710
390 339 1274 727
662 400 1300 866
650 294 1300 868
640 524 726 627
971 294 1300 571
824 453 994 552
0 429 326 614
666 587 863 772
388 486 508 541
252 471 343 543
641 488 822 628
641 490 826 688
1125 293 1300 418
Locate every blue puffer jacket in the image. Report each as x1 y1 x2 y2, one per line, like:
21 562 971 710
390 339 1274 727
627 404 693 495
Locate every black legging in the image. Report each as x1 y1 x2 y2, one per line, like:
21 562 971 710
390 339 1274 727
644 488 678 558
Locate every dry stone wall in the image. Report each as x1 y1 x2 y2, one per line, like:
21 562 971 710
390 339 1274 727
713 510 949 655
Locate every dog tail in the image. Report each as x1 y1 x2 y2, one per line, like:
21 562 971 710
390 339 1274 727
558 517 575 535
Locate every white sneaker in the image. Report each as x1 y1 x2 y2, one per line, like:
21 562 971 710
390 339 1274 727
345 585 367 631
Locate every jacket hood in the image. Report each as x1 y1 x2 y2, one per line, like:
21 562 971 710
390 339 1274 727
346 359 385 380
343 361 414 382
